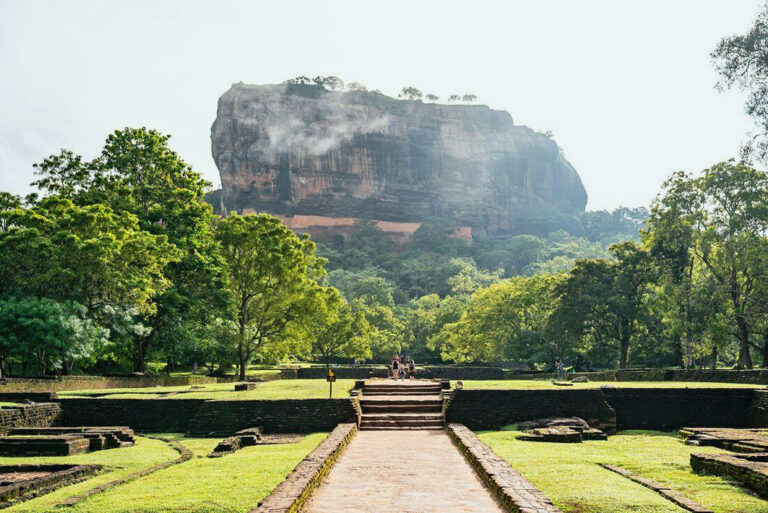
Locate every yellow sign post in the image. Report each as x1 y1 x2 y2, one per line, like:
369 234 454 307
326 369 336 397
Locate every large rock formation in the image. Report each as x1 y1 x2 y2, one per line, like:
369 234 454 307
211 83 587 238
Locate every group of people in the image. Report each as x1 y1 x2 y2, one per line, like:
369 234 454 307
390 354 416 380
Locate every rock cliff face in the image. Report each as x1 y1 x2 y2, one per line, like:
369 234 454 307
211 83 587 237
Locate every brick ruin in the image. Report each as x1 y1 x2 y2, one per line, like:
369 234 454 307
0 464 102 505
0 426 134 456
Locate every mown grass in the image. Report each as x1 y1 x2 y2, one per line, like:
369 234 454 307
461 380 765 390
6 432 326 513
60 379 357 400
480 429 767 513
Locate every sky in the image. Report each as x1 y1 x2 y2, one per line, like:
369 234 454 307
0 0 762 211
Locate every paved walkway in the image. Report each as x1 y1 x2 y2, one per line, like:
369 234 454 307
303 430 505 513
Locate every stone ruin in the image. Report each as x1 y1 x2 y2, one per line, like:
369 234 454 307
208 427 303 457
0 463 102 504
0 427 134 456
681 427 768 452
683 427 768 498
517 417 607 443
209 427 263 457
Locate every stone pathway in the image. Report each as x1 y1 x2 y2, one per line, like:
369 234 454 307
303 430 506 513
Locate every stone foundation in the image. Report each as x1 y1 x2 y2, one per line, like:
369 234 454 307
0 404 62 435
691 452 768 498
0 464 102 504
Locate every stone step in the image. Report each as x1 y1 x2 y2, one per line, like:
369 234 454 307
360 397 443 404
359 425 444 431
361 413 444 421
361 403 443 413
363 387 441 395
362 391 442 396
363 385 441 391
361 419 445 428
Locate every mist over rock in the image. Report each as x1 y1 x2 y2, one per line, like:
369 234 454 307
211 83 588 238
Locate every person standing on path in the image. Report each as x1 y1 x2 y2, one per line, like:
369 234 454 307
391 355 400 380
408 359 416 380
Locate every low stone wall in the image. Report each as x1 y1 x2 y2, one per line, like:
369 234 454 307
296 367 388 379
0 375 234 392
505 368 768 384
613 369 768 384
58 398 357 435
447 424 562 512
296 366 503 380
751 390 768 426
601 388 754 430
59 398 202 432
250 423 357 513
445 389 617 433
188 399 358 436
0 403 62 434
0 392 58 402
445 388 761 431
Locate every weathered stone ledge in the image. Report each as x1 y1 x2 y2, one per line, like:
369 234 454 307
447 423 562 513
601 464 712 513
0 464 102 508
250 423 357 513
691 452 768 499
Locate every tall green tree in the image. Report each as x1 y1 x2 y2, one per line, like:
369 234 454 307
548 242 653 369
0 197 178 317
652 163 768 368
435 274 564 364
713 5 768 162
306 291 372 370
31 128 228 372
216 213 327 380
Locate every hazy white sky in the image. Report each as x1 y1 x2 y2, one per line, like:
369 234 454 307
0 0 761 210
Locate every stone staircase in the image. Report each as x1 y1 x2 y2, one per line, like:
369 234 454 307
359 381 445 430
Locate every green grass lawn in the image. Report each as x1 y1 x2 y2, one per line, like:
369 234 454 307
5 432 326 513
480 429 767 513
59 379 357 400
461 380 765 390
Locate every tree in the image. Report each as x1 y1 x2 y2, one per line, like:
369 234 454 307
0 297 107 377
307 292 371 370
0 192 21 232
0 197 178 319
352 301 403 361
712 6 768 162
31 127 228 373
282 76 311 85
405 294 467 362
216 213 327 380
346 82 368 92
448 95 462 103
326 268 398 307
313 75 344 91
548 242 653 369
425 94 440 102
436 274 564 364
399 87 423 101
652 163 768 368
462 94 478 103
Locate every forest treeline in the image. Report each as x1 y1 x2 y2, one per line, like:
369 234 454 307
2 128 767 375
